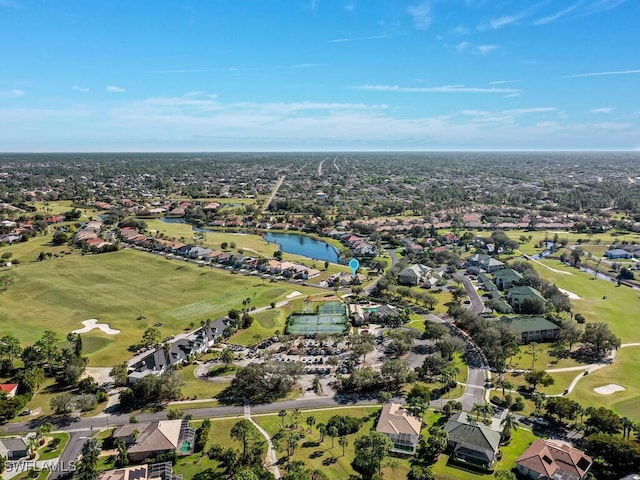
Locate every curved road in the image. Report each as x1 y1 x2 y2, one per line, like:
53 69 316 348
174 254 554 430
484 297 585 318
453 273 484 315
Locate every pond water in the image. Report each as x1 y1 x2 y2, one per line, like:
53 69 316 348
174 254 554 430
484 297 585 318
161 217 186 224
264 232 340 263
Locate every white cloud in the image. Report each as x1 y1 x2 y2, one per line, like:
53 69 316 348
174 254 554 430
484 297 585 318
590 107 613 113
489 15 522 29
503 93 522 98
353 84 521 94
0 89 25 98
73 85 90 93
106 86 125 92
408 2 432 30
476 44 499 54
583 0 629 15
490 80 520 85
563 69 640 78
533 3 581 25
452 24 470 35
330 34 392 43
456 41 470 53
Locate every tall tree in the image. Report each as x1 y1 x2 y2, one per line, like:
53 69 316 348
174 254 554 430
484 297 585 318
230 419 261 464
75 438 102 480
0 335 22 370
351 431 393 480
35 330 60 375
582 323 621 358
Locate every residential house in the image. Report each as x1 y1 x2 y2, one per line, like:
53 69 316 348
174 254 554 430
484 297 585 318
97 462 183 480
507 286 546 310
516 439 592 480
375 403 422 455
0 234 22 244
0 383 19 397
499 316 560 343
604 248 633 259
477 273 498 293
397 264 432 286
443 412 502 470
112 420 195 462
129 325 219 383
466 254 505 273
0 437 30 459
492 268 523 290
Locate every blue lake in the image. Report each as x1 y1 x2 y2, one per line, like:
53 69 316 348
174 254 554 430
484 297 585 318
264 232 340 263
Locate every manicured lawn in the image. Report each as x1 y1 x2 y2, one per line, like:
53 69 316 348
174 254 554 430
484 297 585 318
10 470 51 480
178 364 232 400
0 248 325 366
530 258 640 342
508 345 585 371
254 406 381 480
173 417 253 480
230 298 306 346
501 370 579 396
569 346 640 420
431 427 537 480
37 432 70 460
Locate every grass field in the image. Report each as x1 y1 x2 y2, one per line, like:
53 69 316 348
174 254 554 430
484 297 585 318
528 258 640 342
178 364 231 400
173 416 257 480
0 248 324 366
254 406 382 480
569 346 640 421
508 346 585 371
230 298 307 345
501 370 579 396
37 432 70 461
250 405 538 480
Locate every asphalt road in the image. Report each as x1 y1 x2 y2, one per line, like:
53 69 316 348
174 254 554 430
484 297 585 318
453 273 485 314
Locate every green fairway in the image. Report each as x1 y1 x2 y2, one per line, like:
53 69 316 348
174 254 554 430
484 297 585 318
569 346 640 420
0 248 324 366
528 258 640 342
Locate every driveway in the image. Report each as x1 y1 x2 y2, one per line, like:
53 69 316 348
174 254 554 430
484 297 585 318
453 273 484 314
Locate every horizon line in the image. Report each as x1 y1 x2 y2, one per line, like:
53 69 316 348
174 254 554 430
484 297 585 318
1 149 638 154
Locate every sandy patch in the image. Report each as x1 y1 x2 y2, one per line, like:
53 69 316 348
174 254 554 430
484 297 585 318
286 291 302 299
594 384 626 395
558 288 581 300
73 319 120 335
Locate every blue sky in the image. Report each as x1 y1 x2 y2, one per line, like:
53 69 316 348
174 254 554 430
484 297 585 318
1 0 638 151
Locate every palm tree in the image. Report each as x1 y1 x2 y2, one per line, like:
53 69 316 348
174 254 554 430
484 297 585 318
292 408 303 430
500 413 518 443
312 375 323 394
317 423 327 443
481 403 494 422
278 409 288 427
501 381 514 400
527 342 540 369
471 403 483 422
220 348 234 371
306 415 316 433
338 436 348 457
621 417 634 440
328 426 338 448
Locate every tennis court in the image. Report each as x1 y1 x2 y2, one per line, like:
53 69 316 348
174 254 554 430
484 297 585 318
285 301 348 335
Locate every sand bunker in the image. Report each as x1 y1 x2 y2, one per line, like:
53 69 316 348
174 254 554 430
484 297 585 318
286 291 302 299
73 319 120 335
558 288 581 300
594 384 626 395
